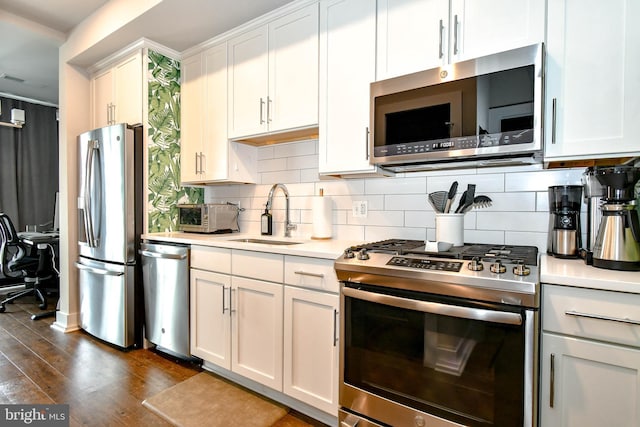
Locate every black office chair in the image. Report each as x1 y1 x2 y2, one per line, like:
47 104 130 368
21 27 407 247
0 213 54 312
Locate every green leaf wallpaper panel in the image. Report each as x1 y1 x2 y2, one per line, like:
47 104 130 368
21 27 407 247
147 50 204 232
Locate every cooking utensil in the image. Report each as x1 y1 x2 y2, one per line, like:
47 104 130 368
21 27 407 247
455 184 476 213
472 195 492 209
444 181 458 213
428 191 448 213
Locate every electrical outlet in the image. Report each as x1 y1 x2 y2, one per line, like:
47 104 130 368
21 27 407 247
352 201 368 218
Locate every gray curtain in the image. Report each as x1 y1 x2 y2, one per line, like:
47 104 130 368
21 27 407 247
0 96 59 232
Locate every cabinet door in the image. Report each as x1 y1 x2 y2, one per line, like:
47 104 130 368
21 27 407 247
540 333 640 427
190 269 231 369
318 0 380 175
202 43 230 181
91 68 113 128
180 53 204 183
228 26 269 138
544 0 640 160
283 287 339 415
114 51 143 125
377 0 449 80
231 276 283 390
268 3 319 132
451 0 544 63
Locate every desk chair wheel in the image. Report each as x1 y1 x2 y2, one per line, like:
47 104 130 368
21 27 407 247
0 304 5 313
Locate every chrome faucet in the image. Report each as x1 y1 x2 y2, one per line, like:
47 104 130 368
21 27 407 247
267 183 297 238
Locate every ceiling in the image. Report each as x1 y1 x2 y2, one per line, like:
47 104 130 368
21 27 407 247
0 0 293 106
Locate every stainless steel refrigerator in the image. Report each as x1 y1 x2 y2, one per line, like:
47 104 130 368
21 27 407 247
76 123 143 348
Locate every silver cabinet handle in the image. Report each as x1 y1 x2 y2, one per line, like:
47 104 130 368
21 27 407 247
199 152 205 174
138 250 187 260
551 98 557 144
259 97 265 124
343 286 522 325
195 152 199 174
550 353 555 408
453 15 459 55
267 96 272 123
75 262 124 277
294 270 324 278
230 288 236 313
222 286 228 314
365 126 370 160
438 19 445 59
333 309 339 347
565 310 640 325
111 103 116 124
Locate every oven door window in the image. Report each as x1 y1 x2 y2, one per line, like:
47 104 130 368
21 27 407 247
344 287 525 427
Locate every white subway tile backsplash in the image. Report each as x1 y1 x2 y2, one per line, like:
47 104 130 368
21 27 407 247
505 168 583 191
365 176 427 194
428 173 505 193
273 139 317 158
203 142 586 251
385 194 430 211
477 211 547 232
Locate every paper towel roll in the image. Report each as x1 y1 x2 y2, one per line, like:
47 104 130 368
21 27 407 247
312 195 332 239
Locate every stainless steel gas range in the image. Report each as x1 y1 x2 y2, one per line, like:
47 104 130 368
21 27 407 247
335 240 540 427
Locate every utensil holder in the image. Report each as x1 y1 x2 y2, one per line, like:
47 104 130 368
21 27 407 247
435 214 464 247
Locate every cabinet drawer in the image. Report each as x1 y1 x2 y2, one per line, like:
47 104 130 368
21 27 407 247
284 256 339 293
232 250 283 283
543 284 640 347
191 245 231 274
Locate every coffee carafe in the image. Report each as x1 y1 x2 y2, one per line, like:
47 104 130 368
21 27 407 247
548 185 583 258
592 165 640 271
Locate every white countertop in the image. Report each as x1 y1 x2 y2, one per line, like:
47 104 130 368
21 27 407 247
142 232 361 260
541 254 640 294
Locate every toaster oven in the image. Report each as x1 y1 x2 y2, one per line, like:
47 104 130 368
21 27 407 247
177 203 240 233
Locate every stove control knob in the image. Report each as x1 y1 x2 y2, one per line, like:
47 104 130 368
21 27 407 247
357 248 370 260
490 259 506 274
467 257 484 271
343 248 355 259
513 261 531 276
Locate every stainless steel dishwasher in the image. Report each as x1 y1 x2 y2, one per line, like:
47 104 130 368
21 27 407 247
139 241 191 359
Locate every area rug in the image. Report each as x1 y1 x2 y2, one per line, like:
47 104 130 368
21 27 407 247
142 372 289 427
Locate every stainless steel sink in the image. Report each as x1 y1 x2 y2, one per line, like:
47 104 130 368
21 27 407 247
229 238 303 246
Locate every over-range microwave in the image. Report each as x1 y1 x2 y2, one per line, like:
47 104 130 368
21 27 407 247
370 43 544 172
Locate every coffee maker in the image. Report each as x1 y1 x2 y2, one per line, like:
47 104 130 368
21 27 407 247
592 166 640 271
548 185 583 258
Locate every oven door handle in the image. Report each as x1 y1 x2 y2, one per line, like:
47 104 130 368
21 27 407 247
343 287 522 326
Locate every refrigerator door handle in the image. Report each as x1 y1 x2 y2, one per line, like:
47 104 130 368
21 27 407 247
75 261 124 277
82 140 100 248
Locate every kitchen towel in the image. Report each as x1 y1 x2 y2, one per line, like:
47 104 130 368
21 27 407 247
312 192 332 239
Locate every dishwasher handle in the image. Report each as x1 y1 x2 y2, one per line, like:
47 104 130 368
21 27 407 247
139 249 188 260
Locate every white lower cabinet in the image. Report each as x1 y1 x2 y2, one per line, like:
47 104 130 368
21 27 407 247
190 246 340 417
283 286 339 414
231 276 284 390
190 269 231 368
540 284 640 427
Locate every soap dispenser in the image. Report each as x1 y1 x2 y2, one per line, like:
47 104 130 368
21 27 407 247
261 204 272 235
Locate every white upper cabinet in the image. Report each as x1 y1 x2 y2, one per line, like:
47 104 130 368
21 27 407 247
544 0 640 161
376 0 544 80
91 50 143 128
227 3 319 140
319 0 389 176
181 44 257 184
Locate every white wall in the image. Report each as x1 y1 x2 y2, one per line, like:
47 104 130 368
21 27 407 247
204 138 586 251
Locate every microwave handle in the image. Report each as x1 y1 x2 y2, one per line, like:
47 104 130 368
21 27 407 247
342 286 522 326
365 127 370 160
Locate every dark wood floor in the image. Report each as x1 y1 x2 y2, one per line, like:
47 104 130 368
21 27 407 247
0 299 324 426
